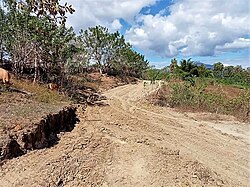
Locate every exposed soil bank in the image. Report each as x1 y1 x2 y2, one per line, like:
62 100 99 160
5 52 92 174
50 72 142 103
0 83 249 187
0 106 78 162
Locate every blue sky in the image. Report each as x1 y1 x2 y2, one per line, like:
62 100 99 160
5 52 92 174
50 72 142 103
62 0 250 68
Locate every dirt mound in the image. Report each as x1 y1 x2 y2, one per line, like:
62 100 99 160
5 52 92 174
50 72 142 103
86 72 138 92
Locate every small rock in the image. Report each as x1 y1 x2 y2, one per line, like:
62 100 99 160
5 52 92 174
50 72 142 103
192 174 198 178
14 124 22 131
57 179 63 186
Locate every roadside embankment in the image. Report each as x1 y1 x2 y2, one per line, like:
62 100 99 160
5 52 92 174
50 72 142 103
0 106 78 162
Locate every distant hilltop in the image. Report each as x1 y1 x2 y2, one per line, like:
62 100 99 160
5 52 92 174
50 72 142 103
195 62 214 70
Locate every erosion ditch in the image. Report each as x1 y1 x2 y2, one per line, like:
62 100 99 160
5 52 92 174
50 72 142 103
0 106 78 162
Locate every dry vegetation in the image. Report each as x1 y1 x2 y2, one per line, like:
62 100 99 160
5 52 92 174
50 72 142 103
0 80 70 133
11 79 70 104
0 72 125 133
148 79 250 122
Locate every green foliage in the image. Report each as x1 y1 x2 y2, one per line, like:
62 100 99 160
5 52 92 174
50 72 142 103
180 58 197 73
161 80 250 121
213 62 224 77
0 0 76 83
170 58 178 73
215 64 250 88
167 58 250 88
78 25 149 77
142 67 169 81
168 83 196 106
79 25 113 70
168 58 206 80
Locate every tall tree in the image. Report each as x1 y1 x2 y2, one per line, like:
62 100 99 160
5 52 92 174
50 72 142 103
180 58 196 73
1 0 75 82
170 58 178 73
213 62 224 78
79 25 112 73
223 66 234 77
79 25 149 77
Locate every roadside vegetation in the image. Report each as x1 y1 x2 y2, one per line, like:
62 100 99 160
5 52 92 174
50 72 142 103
146 59 250 122
0 0 149 103
0 0 150 137
0 0 249 122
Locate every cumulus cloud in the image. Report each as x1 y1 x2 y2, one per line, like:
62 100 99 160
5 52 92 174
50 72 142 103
60 0 250 61
110 19 122 32
125 0 250 57
61 0 157 32
216 38 250 52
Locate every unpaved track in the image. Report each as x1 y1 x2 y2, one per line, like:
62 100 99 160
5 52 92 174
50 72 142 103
0 83 249 187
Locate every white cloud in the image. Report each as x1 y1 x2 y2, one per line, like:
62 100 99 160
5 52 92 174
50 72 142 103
216 38 250 52
220 58 250 68
60 0 250 64
61 0 157 32
110 19 122 32
125 0 250 57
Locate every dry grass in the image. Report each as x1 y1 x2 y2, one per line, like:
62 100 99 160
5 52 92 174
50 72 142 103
11 79 70 104
149 80 250 122
82 81 100 91
0 78 71 133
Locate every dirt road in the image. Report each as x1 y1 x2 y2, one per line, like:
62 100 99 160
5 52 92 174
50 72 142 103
0 83 249 186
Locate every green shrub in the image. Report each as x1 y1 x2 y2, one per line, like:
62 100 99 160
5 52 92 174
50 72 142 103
161 81 250 122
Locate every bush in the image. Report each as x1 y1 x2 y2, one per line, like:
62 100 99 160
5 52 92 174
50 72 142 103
157 80 250 122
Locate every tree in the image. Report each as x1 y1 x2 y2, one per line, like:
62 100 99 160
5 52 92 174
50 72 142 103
223 66 234 77
1 0 75 82
65 38 89 74
197 64 207 77
17 0 75 24
79 25 113 73
170 58 178 73
213 62 224 78
79 25 149 77
233 65 243 73
114 47 148 77
179 58 199 78
180 58 197 73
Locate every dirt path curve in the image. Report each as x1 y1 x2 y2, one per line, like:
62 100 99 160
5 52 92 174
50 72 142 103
0 82 249 187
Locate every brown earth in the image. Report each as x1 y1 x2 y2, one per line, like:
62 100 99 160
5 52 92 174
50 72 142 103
204 84 244 99
0 73 120 134
0 82 249 186
0 92 69 131
0 80 71 151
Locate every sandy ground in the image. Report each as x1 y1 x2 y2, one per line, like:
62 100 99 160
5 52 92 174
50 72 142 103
0 82 249 187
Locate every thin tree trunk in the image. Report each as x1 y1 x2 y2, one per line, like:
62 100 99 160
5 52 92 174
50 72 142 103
33 56 38 83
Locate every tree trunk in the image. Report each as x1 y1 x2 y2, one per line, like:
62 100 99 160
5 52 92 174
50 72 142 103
99 68 102 74
33 56 38 83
